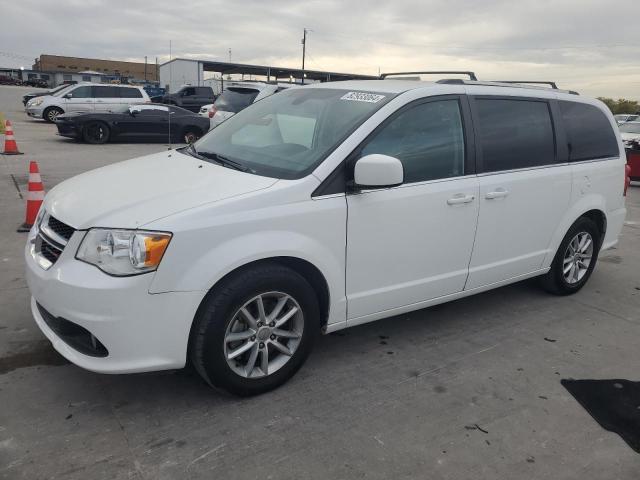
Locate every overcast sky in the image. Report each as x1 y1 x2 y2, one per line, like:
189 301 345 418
2 0 639 99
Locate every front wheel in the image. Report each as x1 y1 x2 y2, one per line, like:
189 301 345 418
82 122 110 144
190 263 320 396
540 217 601 295
43 107 63 123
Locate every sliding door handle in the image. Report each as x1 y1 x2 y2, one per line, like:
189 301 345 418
447 194 475 205
485 188 509 199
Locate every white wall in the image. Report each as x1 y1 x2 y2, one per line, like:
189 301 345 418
159 59 203 93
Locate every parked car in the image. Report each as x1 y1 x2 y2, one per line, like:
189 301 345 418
614 114 639 124
206 82 297 128
23 84 72 106
25 83 150 123
0 75 22 85
144 86 166 103
24 78 49 88
619 122 640 147
626 140 640 181
55 104 210 144
162 86 215 112
25 79 628 396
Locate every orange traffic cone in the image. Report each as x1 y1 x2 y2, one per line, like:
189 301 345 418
17 161 45 232
3 120 23 155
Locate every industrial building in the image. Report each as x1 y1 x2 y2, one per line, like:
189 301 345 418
159 58 377 93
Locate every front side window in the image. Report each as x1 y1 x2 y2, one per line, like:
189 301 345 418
360 99 465 183
560 101 619 161
194 88 394 179
70 86 92 98
476 99 555 172
182 87 196 96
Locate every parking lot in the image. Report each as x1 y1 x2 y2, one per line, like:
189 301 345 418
1 84 639 479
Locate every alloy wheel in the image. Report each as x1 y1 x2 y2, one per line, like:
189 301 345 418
224 292 304 378
562 231 593 284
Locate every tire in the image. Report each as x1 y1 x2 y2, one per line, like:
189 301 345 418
43 107 63 123
82 122 110 144
183 127 202 144
190 263 320 396
540 217 601 295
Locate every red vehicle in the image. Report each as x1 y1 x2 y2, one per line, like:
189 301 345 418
626 141 640 181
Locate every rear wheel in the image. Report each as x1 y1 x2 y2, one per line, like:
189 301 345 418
82 122 110 144
540 217 601 295
43 107 63 123
190 263 320 396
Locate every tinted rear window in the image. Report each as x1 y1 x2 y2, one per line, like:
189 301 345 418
93 86 120 98
559 101 618 161
214 88 260 113
119 87 143 98
476 98 555 172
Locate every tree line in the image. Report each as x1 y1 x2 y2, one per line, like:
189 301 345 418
597 97 640 115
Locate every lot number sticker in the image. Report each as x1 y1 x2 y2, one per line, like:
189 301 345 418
340 92 386 103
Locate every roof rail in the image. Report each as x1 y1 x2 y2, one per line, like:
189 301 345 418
435 78 579 95
381 70 478 81
490 80 558 89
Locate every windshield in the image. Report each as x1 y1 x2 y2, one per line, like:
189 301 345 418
52 84 76 97
620 123 640 134
194 88 393 179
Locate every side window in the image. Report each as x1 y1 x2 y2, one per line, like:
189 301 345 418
119 87 143 98
70 86 93 98
183 87 196 96
93 86 120 98
360 99 465 183
475 99 555 172
559 101 619 161
196 87 210 96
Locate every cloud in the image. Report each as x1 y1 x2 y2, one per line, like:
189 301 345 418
1 0 639 98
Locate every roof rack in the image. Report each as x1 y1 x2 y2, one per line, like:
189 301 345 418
381 70 478 81
490 80 558 89
435 78 579 95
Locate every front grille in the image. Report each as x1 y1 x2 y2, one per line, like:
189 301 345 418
38 235 63 263
37 303 108 357
47 216 74 241
32 212 76 269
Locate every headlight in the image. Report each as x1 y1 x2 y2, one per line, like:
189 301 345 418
76 229 172 276
30 98 44 107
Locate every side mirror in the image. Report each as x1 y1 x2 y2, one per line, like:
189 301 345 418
352 154 404 189
63 93 72 99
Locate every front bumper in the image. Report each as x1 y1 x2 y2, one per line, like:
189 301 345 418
26 106 44 118
55 121 80 138
25 231 204 374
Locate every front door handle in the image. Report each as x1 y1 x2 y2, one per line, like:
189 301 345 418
485 188 509 200
447 194 475 205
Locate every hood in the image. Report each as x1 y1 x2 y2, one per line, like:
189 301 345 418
45 150 278 229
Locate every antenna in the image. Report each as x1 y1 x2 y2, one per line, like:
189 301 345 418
168 40 172 150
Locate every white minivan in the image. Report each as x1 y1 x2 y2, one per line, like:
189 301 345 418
25 83 150 123
25 76 628 395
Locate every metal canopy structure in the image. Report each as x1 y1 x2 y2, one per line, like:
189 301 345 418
163 58 377 83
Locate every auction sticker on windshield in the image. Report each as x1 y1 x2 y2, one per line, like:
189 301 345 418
340 92 386 103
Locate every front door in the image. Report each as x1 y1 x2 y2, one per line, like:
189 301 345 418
346 96 479 320
64 85 94 113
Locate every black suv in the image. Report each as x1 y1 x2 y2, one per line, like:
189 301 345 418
162 86 215 112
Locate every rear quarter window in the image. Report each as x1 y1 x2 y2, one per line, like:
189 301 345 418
559 101 619 161
119 87 143 99
214 88 260 113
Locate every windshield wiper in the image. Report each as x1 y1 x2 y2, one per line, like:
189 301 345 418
197 150 252 172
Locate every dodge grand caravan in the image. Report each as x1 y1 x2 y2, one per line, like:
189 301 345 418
25 76 628 395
